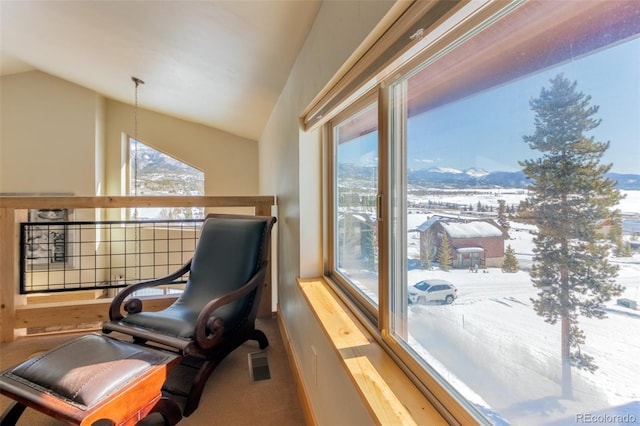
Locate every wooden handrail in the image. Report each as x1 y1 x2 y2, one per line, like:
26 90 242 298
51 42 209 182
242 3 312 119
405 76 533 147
0 195 275 209
0 195 276 342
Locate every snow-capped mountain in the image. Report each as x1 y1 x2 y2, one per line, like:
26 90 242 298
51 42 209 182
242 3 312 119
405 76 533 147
429 167 464 174
464 168 491 178
426 167 490 178
340 162 639 190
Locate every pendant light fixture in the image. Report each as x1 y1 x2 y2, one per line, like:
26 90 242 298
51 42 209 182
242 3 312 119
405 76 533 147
131 76 144 218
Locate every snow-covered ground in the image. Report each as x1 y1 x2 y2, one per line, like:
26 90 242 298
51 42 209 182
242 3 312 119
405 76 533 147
402 191 640 425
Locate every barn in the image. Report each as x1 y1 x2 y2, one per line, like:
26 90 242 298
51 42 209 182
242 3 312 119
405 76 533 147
416 216 506 269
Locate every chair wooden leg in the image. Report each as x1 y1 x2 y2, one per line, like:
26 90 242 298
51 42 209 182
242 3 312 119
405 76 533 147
0 401 26 426
182 332 269 416
148 396 182 426
250 329 269 349
182 358 221 417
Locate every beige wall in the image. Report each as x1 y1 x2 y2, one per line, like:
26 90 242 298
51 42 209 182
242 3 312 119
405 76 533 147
0 71 99 196
259 1 396 424
104 100 258 198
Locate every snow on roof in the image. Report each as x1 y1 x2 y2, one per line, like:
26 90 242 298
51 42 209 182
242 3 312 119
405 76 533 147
415 216 440 232
416 216 503 238
441 221 503 239
456 247 485 253
338 212 375 223
415 213 482 232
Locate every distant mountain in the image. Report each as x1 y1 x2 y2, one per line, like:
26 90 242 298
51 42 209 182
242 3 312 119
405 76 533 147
130 141 204 196
480 171 530 188
339 163 640 190
465 168 491 178
410 168 527 188
608 173 640 190
429 167 464 174
415 169 640 189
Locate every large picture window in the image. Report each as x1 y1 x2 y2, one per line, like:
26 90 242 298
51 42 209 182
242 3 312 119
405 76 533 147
325 1 640 424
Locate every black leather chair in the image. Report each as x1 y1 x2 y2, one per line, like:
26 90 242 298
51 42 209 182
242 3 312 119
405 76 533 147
102 213 276 416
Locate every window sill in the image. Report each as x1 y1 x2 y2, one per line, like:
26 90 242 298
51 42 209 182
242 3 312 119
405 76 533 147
297 277 448 425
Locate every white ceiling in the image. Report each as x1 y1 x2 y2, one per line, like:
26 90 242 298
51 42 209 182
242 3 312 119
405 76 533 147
0 0 321 141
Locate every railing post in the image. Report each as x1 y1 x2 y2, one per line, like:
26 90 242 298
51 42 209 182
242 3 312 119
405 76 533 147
255 204 275 318
0 208 16 342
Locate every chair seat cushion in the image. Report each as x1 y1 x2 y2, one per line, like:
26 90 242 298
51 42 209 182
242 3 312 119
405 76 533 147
1 334 173 409
122 308 196 338
121 303 237 338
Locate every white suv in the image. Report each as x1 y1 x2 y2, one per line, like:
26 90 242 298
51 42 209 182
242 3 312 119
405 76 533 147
408 279 457 305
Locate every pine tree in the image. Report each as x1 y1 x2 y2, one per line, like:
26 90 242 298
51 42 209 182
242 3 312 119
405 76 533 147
520 74 624 399
420 231 435 269
502 245 518 272
609 216 632 257
497 199 510 232
437 232 452 271
361 221 375 270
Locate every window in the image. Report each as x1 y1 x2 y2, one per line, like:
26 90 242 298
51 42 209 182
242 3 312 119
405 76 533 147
324 1 640 424
331 96 379 315
129 138 204 220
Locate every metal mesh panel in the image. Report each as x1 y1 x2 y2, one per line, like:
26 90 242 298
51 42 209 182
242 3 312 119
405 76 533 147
20 219 203 294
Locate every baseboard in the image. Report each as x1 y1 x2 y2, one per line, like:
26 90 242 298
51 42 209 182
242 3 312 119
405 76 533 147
276 309 317 426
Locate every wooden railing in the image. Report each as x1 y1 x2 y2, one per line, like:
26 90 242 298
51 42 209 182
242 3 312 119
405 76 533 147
0 196 276 342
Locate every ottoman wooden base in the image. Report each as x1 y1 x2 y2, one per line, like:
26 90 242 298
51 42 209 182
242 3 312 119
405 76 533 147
0 333 181 426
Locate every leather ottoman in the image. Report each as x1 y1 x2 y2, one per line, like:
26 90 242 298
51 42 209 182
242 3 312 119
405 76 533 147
0 333 181 426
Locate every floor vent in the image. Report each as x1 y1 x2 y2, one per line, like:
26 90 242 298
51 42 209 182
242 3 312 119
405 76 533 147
248 351 271 382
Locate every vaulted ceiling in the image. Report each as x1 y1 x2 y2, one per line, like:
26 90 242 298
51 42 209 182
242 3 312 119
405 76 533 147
0 0 321 141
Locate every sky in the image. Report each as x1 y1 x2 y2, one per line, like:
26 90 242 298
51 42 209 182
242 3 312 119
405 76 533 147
341 36 640 175
408 36 640 174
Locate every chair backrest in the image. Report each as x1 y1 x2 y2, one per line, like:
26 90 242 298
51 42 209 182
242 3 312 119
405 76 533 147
174 214 275 328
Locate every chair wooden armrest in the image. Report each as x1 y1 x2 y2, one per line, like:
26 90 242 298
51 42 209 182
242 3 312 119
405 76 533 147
195 262 268 349
109 262 192 321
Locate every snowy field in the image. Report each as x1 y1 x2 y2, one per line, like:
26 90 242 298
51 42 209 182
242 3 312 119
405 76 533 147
403 190 640 425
